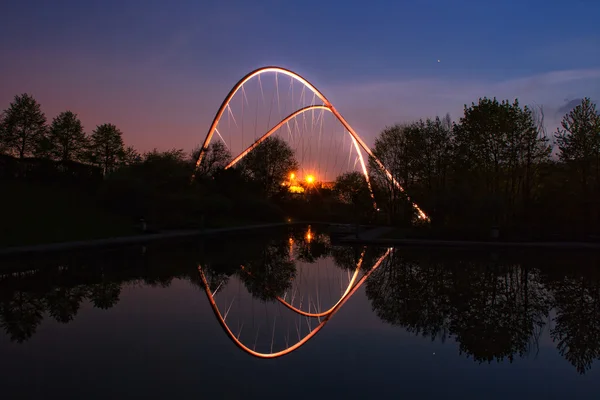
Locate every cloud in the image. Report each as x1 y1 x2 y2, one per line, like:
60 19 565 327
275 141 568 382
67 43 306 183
555 98 583 117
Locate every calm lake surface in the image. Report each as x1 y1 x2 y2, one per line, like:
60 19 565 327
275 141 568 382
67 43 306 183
1 225 599 399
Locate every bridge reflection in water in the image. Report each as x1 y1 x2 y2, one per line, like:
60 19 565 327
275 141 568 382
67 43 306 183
198 244 392 359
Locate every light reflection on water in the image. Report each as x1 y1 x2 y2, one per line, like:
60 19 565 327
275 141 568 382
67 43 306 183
0 225 599 399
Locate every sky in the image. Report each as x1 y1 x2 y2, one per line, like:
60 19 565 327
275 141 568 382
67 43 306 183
1 0 599 153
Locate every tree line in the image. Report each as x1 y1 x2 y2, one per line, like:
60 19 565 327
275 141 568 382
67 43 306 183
364 97 600 239
0 94 142 175
2 92 599 239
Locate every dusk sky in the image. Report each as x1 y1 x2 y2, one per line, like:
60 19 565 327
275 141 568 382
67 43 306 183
1 0 599 153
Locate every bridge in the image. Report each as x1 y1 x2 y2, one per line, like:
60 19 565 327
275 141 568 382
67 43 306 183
192 66 428 221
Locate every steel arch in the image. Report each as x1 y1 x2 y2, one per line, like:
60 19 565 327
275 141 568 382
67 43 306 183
193 66 429 221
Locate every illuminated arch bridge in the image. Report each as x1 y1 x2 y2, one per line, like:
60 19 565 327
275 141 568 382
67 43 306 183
192 66 428 221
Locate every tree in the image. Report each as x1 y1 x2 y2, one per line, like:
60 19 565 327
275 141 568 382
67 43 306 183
237 136 298 196
334 171 370 204
121 145 142 166
140 148 190 189
368 124 416 224
47 111 88 163
554 98 600 234
453 97 551 232
333 171 373 223
89 123 125 175
403 115 454 225
0 111 7 154
192 141 232 179
1 93 47 158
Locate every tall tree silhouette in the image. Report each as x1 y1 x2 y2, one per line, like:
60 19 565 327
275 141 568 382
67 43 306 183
121 145 141 166
0 111 7 154
47 111 88 163
555 98 600 234
453 98 551 230
192 141 232 179
88 123 125 175
237 136 298 196
368 124 414 224
1 93 47 158
404 115 454 225
333 171 373 223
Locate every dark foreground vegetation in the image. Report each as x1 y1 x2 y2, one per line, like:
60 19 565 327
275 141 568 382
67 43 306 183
1 93 599 246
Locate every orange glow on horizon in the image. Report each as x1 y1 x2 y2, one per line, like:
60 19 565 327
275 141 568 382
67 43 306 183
305 174 315 184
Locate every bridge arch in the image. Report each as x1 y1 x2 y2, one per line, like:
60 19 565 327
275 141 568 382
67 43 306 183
193 66 429 221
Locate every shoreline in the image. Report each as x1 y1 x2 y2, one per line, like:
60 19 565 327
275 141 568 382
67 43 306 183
0 222 299 257
2 222 600 257
337 236 600 250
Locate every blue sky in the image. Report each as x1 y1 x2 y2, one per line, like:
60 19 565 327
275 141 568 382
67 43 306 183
1 0 599 151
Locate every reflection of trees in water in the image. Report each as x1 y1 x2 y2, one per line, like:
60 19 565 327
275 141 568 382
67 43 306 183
366 252 452 342
331 246 362 271
0 244 206 343
288 226 331 263
331 246 387 272
365 253 554 365
87 281 122 310
545 268 600 374
3 238 600 375
236 239 297 301
0 291 45 343
449 263 550 363
45 286 87 323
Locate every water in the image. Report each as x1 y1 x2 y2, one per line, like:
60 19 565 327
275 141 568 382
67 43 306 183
0 226 599 399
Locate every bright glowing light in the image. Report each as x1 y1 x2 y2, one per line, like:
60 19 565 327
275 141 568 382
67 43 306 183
306 175 315 184
289 185 305 193
290 173 295 180
305 225 313 242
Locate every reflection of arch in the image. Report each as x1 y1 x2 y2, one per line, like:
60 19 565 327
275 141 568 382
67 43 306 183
238 247 366 317
275 248 365 318
198 248 391 359
192 66 428 221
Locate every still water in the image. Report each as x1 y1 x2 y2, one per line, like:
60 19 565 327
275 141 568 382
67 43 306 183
0 225 599 399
